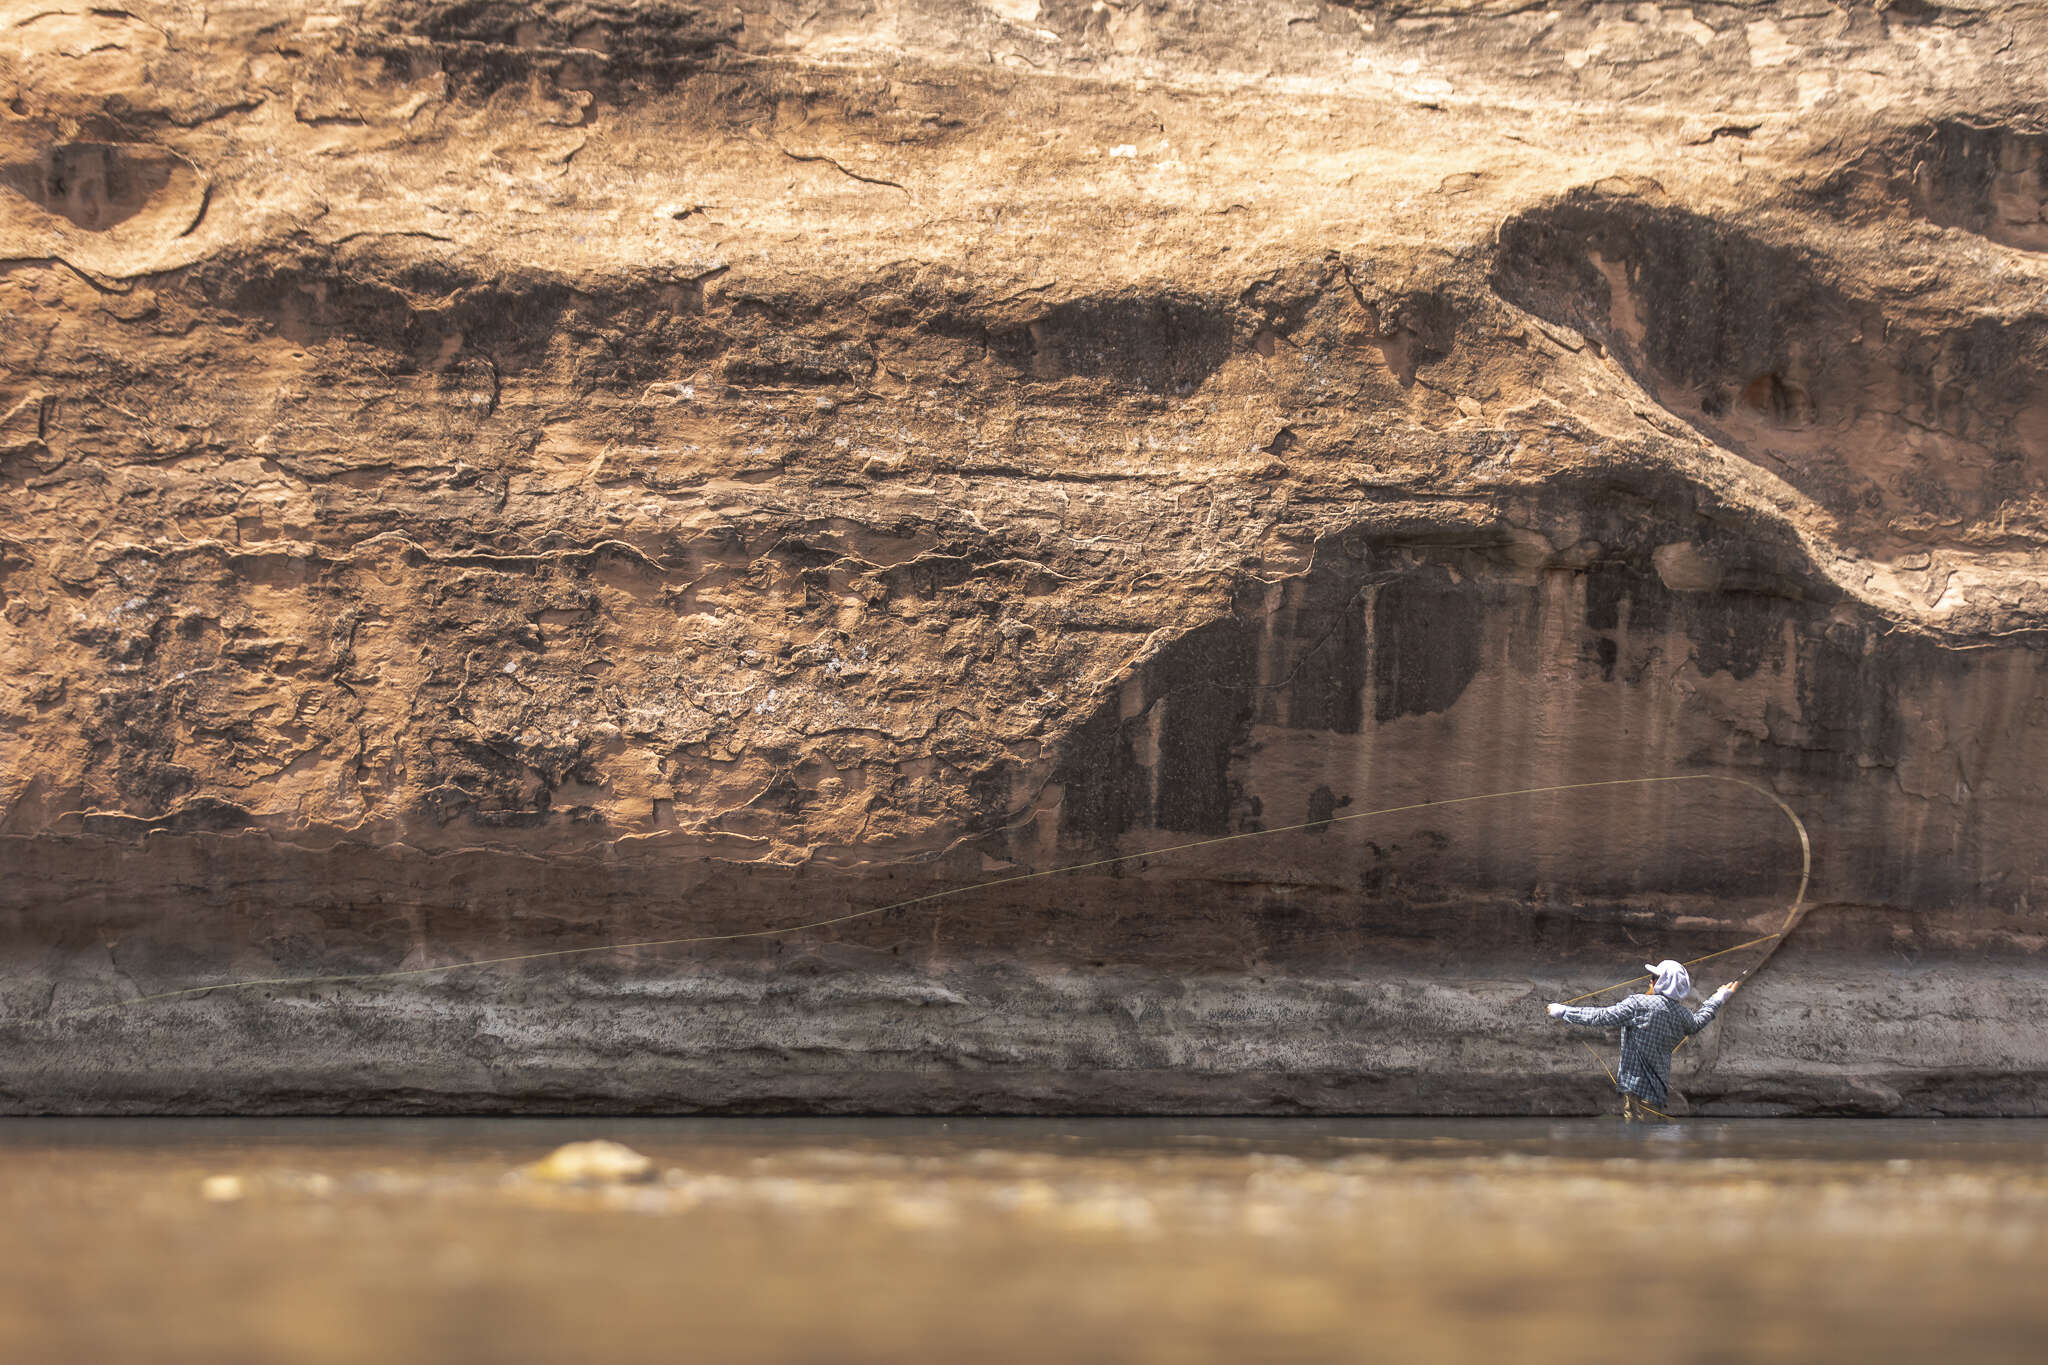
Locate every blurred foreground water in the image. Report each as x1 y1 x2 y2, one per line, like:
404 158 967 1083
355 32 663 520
1 1117 2042 1363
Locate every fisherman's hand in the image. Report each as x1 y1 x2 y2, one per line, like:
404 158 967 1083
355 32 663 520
1546 1003 1567 1018
1718 982 1740 995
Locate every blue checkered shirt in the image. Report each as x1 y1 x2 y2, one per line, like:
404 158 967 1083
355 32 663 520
1555 991 1727 1106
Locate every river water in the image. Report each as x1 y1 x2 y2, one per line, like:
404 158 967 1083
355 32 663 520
0 1117 2041 1363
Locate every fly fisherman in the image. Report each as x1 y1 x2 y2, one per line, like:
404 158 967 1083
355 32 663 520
1545 961 1738 1120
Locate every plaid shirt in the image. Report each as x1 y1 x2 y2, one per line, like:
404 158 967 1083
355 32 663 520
1555 991 1727 1106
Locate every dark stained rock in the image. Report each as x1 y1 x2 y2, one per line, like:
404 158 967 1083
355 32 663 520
3 0 2047 1113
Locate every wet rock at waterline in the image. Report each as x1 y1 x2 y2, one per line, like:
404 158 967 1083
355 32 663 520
3 2 2047 1115
522 1142 657 1187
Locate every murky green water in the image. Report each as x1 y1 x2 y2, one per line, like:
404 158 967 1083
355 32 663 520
1 1118 2042 1363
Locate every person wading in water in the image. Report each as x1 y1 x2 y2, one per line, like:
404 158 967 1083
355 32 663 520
1545 961 1738 1120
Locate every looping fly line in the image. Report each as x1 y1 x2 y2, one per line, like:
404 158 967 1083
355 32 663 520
8 773 1810 1029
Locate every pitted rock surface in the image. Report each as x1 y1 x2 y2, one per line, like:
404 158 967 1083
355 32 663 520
3 0 2046 1113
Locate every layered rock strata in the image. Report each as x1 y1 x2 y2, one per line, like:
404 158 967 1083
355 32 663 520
3 0 2047 1112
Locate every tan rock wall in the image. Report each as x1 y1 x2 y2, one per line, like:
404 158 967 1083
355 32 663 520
4 0 2047 1110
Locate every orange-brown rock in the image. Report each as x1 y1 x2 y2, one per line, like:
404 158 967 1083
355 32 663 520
3 1 2046 1113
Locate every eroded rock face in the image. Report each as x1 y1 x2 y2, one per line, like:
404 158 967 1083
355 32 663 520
3 0 2047 1114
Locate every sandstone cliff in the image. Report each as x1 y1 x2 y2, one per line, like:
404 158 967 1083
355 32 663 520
3 0 2046 1112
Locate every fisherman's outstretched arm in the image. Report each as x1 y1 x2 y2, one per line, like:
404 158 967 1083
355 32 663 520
1685 982 1740 1034
1544 996 1649 1028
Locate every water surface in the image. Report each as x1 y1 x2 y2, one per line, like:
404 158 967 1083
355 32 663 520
2 1118 2041 1363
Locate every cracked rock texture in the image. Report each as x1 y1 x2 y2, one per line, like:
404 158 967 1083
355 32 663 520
3 0 2047 1114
